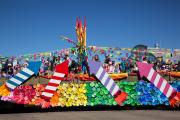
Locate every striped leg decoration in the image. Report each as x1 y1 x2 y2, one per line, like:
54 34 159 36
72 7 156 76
137 62 178 102
41 60 69 101
6 61 41 90
41 72 65 100
96 67 120 96
147 68 176 98
89 61 127 105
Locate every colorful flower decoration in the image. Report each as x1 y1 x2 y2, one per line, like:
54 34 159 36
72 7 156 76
0 84 10 96
0 81 179 108
12 85 36 104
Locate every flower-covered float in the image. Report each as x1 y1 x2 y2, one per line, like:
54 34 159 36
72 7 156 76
0 18 179 110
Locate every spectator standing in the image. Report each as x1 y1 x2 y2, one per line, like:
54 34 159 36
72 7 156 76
176 61 180 71
142 57 148 63
104 55 111 64
94 54 100 62
108 61 115 73
120 59 126 72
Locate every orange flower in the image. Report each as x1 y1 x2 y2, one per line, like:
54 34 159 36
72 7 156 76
50 92 59 107
0 84 10 96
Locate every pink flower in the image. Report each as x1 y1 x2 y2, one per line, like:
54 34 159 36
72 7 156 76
12 85 36 104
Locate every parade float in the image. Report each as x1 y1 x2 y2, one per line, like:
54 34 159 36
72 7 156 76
0 18 179 112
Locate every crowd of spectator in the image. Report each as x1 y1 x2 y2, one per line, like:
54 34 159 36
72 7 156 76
0 54 180 79
93 55 180 74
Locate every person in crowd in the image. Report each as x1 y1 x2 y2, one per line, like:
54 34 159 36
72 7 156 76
103 63 109 72
142 57 148 63
132 64 138 73
0 50 180 79
7 63 13 78
175 61 180 71
114 62 120 73
153 62 160 72
44 60 50 76
82 56 89 74
104 55 111 64
64 54 69 61
4 59 9 73
13 64 18 75
129 62 134 73
69 60 79 74
108 61 115 73
120 58 126 72
50 56 56 71
161 62 166 71
94 54 100 62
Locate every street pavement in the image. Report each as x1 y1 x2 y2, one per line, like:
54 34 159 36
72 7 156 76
0 110 179 120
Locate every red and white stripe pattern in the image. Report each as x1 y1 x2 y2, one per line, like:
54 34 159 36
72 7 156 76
41 72 65 99
41 60 69 101
147 68 176 98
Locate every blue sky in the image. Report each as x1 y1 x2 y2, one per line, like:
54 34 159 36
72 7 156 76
0 0 180 56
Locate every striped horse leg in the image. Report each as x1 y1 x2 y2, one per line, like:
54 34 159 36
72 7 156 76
89 60 128 105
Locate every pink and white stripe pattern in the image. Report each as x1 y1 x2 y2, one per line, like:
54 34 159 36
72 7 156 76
146 68 176 98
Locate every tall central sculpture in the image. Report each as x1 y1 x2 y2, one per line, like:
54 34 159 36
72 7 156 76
61 17 87 71
75 17 87 65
